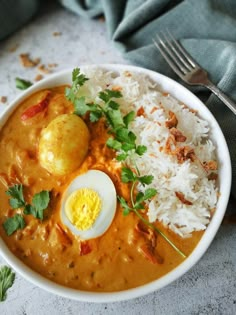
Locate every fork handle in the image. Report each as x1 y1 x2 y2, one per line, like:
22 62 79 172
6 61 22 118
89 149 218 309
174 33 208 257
204 81 236 115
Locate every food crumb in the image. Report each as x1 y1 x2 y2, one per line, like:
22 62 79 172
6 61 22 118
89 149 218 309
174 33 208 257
181 103 198 114
19 53 40 68
162 92 169 97
34 74 43 82
48 63 58 68
53 31 62 36
38 64 51 74
124 71 132 77
112 85 122 91
0 96 7 103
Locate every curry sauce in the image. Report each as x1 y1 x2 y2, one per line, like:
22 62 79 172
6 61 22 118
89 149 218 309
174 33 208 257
0 87 203 292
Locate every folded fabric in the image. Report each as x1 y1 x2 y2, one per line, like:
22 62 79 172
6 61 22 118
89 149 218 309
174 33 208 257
0 0 235 200
0 0 39 40
59 0 236 198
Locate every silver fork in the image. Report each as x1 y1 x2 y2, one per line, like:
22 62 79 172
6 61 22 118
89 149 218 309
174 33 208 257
153 31 236 115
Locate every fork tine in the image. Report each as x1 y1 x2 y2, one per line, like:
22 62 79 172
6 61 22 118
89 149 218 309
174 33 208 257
153 37 185 79
163 31 194 71
155 34 190 75
166 30 197 68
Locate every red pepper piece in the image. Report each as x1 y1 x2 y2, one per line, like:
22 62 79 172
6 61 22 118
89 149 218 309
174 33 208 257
79 241 92 256
21 91 51 121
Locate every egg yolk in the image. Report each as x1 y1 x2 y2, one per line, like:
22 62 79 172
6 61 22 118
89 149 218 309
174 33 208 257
65 188 102 230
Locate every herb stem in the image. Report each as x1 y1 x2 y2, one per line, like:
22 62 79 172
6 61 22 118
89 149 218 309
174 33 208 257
133 208 186 258
130 179 186 258
134 160 140 176
66 69 186 260
130 181 136 208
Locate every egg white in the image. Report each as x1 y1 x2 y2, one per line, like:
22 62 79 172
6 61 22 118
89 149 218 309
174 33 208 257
60 170 117 240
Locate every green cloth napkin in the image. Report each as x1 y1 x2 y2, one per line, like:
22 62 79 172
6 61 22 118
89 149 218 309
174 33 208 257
0 0 39 39
0 0 236 200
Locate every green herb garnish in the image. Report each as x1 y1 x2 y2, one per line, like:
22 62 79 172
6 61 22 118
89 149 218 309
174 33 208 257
24 190 50 220
15 78 33 90
65 68 89 103
3 184 50 235
65 68 186 258
0 266 15 302
118 168 186 258
3 214 25 236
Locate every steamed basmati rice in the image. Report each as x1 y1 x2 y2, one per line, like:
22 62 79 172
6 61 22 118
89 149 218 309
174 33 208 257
83 67 218 238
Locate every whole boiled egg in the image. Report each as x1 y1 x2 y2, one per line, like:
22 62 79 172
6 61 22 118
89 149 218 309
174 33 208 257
60 170 117 240
38 114 89 176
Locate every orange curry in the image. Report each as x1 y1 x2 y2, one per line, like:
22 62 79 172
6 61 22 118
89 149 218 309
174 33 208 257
0 87 203 292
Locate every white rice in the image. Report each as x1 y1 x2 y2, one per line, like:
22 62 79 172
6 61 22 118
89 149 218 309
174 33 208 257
82 68 218 238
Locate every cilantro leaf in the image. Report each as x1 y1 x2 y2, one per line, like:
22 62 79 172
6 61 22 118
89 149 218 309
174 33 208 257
135 189 157 205
135 145 147 156
121 142 136 152
135 191 145 203
105 110 124 130
3 186 51 235
89 110 103 122
6 185 25 209
106 138 122 150
24 191 50 220
121 167 136 183
65 68 88 103
123 111 135 127
23 204 35 216
33 190 50 214
107 100 120 110
9 198 23 209
117 196 131 216
73 97 103 122
72 68 89 87
6 184 24 202
142 188 157 200
134 202 145 210
99 89 122 103
0 266 15 302
133 188 157 210
15 77 32 90
123 208 131 216
117 196 129 208
65 86 75 102
73 96 90 115
138 175 154 185
115 128 136 144
3 215 25 236
116 153 128 161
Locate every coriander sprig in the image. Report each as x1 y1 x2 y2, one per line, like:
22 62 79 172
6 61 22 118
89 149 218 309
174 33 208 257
66 68 186 258
118 167 186 258
65 68 89 103
15 77 33 90
65 69 125 128
73 88 125 128
107 127 147 161
0 266 15 302
3 184 50 236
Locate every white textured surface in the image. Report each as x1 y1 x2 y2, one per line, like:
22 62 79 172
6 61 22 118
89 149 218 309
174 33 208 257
0 3 236 315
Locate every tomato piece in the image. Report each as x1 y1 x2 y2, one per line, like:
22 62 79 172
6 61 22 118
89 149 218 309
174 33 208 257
21 91 51 121
79 241 92 256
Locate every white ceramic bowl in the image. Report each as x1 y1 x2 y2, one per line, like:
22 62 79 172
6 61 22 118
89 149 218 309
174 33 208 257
0 64 232 303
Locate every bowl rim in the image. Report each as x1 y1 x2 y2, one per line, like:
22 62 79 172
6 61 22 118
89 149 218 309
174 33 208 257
0 64 232 303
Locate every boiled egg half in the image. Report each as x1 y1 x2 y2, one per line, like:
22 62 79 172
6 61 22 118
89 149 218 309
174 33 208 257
60 170 117 240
